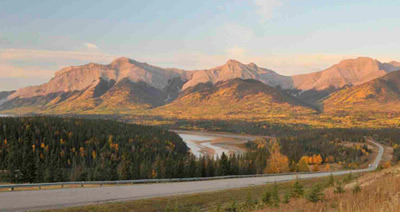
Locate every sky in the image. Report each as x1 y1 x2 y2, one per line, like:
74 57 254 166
1 0 400 90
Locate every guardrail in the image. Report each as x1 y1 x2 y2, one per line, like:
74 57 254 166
0 171 318 191
0 170 357 192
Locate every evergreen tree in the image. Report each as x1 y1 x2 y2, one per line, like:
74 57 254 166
219 152 230 175
306 184 324 203
327 173 335 187
334 181 345 193
262 183 280 208
291 178 304 198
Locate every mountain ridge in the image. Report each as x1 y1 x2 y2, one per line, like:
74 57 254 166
1 56 400 119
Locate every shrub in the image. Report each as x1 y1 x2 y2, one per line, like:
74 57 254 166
327 173 335 187
262 183 280 208
306 183 324 203
343 173 353 183
352 182 361 194
291 178 304 198
283 192 291 204
334 181 345 194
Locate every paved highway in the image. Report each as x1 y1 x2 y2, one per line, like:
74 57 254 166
0 139 383 211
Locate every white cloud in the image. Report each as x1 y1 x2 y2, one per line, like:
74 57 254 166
144 51 363 75
224 24 254 44
0 49 115 62
226 46 247 57
253 0 283 22
0 49 117 87
0 63 54 78
83 42 99 49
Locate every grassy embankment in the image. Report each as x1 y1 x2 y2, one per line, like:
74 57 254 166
48 165 400 212
50 175 350 212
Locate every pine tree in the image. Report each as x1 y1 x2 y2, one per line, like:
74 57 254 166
262 183 280 208
327 173 335 187
282 191 291 204
306 184 324 203
21 139 36 183
219 152 230 175
291 178 304 198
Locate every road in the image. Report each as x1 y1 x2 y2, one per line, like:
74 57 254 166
0 139 383 211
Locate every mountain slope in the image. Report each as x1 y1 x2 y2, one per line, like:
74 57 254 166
292 57 399 91
8 57 188 100
290 57 400 103
154 78 316 120
182 59 292 90
322 70 400 113
1 56 400 117
1 77 177 114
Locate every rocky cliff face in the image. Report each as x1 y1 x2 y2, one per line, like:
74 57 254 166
291 57 400 91
182 59 292 90
8 57 188 100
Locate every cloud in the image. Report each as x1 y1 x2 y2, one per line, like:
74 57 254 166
226 46 247 57
0 49 118 89
0 63 54 78
253 0 283 22
0 49 116 63
83 42 99 49
145 51 362 75
222 24 255 46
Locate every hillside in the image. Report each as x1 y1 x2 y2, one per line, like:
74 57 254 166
154 78 316 120
291 57 400 103
7 57 188 100
322 70 400 114
292 57 399 91
182 59 292 90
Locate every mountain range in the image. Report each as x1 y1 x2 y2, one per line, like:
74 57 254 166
1 56 400 125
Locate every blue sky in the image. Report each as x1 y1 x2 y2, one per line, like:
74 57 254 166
0 0 400 90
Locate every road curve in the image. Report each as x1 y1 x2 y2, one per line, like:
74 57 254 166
0 139 384 211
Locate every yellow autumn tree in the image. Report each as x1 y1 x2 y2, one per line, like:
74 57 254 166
265 141 289 173
308 156 313 164
325 164 331 171
312 163 320 172
297 156 310 172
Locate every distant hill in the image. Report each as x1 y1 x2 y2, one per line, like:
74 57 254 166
322 70 400 114
154 78 316 120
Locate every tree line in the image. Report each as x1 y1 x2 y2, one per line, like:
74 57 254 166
0 117 380 183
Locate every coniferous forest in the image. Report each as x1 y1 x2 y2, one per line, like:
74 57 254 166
0 117 397 183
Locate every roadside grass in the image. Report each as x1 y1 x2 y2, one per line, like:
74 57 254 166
256 165 400 212
50 175 349 212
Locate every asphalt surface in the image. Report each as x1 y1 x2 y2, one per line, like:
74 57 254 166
0 139 383 211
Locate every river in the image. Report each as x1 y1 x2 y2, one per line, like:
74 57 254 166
176 131 255 158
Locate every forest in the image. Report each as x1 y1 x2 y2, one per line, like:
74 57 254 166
0 117 394 183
